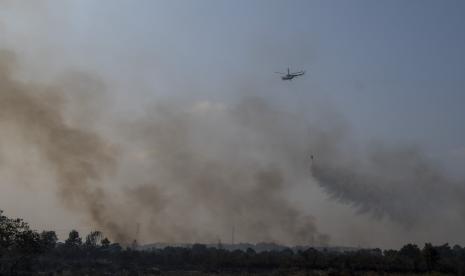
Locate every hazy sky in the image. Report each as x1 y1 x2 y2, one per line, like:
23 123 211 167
1 1 465 248
3 0 464 156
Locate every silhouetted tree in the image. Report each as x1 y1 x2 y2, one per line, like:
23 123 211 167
85 230 103 248
14 229 41 255
246 247 256 255
0 210 30 251
40 231 58 251
0 210 43 273
423 243 439 272
6 210 465 275
101 237 110 248
399 243 422 271
65 230 82 248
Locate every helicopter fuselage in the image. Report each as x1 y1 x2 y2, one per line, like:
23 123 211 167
282 74 296 80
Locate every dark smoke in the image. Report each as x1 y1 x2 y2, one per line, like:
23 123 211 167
311 142 465 226
2 46 465 246
0 48 329 245
0 49 129 242
119 97 330 245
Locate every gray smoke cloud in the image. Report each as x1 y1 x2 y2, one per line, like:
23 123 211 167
0 48 330 245
2 45 465 247
116 97 330 245
0 49 129 241
311 143 465 226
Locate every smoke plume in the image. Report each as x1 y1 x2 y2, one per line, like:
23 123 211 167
311 143 465 226
2 46 465 247
0 49 128 241
0 48 329 245
117 97 330 245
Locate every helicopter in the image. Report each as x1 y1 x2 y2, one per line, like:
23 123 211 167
275 68 305 80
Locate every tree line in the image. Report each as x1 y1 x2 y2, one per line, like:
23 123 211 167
1 210 465 275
